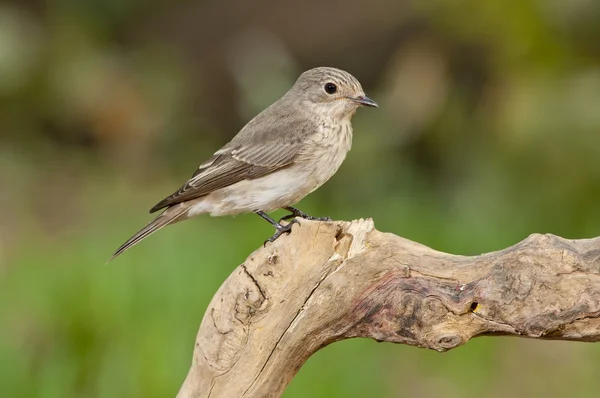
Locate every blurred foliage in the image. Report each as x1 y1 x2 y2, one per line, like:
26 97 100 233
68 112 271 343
2 0 600 397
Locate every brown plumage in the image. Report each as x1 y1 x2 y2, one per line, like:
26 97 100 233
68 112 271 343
111 67 377 260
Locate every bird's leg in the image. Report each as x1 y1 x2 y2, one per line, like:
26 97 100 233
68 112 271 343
256 211 300 246
279 206 332 223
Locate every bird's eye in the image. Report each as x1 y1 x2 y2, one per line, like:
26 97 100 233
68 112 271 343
324 82 337 94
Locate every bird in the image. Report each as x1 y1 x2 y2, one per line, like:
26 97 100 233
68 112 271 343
111 66 377 260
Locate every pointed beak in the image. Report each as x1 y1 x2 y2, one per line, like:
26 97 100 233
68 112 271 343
347 95 378 108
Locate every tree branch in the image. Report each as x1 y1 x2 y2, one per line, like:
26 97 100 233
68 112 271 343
177 219 600 398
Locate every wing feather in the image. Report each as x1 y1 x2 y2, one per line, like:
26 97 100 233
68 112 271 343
149 106 315 213
149 143 301 213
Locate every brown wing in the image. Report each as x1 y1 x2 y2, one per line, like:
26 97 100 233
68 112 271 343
149 101 316 213
149 141 300 213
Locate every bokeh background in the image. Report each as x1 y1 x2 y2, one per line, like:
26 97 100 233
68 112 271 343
2 0 600 397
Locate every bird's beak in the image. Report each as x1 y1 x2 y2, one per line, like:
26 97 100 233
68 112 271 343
347 95 378 108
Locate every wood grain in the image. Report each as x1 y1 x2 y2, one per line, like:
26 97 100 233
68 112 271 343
177 219 600 398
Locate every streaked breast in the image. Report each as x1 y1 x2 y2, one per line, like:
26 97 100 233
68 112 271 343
304 121 353 191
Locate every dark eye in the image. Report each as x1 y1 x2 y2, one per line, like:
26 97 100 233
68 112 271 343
324 82 337 94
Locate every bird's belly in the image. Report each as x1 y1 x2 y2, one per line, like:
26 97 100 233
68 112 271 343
197 167 316 216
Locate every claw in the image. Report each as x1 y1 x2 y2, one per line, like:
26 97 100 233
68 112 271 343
280 206 331 223
263 219 300 246
278 214 295 223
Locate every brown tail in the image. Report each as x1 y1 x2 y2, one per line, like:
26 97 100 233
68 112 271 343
109 204 189 262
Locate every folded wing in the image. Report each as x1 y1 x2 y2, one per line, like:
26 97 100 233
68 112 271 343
150 106 316 213
150 141 303 213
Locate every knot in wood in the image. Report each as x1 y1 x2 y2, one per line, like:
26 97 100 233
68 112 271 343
435 334 462 351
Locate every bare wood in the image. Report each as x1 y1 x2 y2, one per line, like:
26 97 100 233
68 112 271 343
177 219 600 398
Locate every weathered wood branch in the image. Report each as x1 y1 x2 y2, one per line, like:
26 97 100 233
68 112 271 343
177 219 600 398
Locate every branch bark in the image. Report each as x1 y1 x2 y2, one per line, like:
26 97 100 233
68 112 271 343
177 219 600 398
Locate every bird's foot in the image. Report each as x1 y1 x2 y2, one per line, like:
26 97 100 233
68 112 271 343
279 206 332 223
263 219 300 246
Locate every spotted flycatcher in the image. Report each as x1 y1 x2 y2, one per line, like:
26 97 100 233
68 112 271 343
112 67 377 259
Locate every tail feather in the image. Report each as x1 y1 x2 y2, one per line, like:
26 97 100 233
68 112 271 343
109 205 189 262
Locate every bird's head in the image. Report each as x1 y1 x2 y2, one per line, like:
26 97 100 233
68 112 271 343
289 67 378 120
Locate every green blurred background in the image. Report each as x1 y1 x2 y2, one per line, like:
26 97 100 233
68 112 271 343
2 0 600 397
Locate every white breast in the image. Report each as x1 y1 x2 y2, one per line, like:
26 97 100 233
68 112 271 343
305 121 353 192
